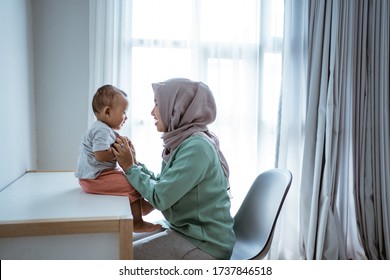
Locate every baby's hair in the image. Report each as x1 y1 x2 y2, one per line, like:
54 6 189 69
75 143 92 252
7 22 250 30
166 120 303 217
92 84 127 114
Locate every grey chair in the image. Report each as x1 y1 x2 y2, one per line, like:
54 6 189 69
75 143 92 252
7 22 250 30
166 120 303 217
230 168 292 260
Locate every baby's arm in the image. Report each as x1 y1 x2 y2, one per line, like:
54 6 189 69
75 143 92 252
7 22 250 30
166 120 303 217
94 148 115 162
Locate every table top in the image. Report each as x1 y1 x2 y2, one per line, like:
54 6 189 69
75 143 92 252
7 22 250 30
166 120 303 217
0 172 132 223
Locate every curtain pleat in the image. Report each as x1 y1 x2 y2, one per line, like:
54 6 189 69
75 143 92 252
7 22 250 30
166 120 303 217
354 0 390 260
301 0 333 260
300 0 389 260
300 0 369 259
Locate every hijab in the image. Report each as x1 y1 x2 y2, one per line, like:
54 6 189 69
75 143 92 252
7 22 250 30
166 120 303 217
152 78 230 179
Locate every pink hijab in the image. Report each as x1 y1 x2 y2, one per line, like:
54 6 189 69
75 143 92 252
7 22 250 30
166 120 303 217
152 78 230 179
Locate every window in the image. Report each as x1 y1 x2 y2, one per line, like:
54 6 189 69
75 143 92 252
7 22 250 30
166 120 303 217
126 0 284 212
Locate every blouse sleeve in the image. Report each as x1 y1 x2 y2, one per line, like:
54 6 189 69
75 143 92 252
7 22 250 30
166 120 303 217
124 138 214 211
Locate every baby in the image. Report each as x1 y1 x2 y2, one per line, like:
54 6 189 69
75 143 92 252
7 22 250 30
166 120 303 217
75 84 161 232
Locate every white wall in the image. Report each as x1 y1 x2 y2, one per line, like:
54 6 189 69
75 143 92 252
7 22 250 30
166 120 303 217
32 0 89 170
0 0 89 190
0 0 36 190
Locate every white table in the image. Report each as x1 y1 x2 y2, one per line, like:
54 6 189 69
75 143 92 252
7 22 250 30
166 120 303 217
0 172 133 260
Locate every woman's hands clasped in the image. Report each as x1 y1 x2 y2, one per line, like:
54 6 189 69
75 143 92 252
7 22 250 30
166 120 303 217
112 136 137 171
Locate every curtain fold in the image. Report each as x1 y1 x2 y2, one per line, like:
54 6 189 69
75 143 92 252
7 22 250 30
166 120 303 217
353 0 390 260
300 0 336 259
300 0 389 260
300 0 367 259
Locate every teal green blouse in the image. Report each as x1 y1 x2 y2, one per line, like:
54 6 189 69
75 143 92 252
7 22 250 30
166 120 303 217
125 135 235 259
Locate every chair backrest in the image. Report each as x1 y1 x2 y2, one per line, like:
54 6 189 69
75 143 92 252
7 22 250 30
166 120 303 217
230 168 292 260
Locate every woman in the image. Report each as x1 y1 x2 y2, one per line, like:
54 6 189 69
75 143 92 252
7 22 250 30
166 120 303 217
113 78 235 260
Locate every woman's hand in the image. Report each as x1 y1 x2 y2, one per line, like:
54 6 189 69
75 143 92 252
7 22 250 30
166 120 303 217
112 136 135 171
124 136 138 164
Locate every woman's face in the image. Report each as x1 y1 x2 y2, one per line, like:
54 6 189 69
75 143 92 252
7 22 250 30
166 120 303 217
151 100 166 132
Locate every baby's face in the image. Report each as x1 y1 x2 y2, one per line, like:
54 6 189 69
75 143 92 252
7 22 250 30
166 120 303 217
107 94 128 130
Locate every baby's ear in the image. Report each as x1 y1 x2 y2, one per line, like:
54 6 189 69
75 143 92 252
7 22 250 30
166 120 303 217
103 106 111 116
